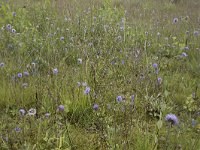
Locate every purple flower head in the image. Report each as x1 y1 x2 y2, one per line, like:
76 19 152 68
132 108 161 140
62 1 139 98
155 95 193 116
0 62 5 67
84 87 90 95
14 127 21 133
152 63 158 68
60 36 64 41
11 29 16 33
12 12 16 17
23 71 29 76
157 77 162 85
77 58 82 64
121 60 125 65
192 119 197 127
45 113 51 118
53 68 58 74
19 109 26 116
28 108 36 116
77 82 81 87
93 104 99 111
116 95 123 103
6 24 11 30
17 73 22 78
194 31 199 36
131 95 135 103
181 52 188 57
192 92 196 99
173 18 178 24
165 113 179 126
58 105 64 111
184 46 189 50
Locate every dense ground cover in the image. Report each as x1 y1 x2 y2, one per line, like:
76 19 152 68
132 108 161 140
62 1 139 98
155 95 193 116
0 0 200 149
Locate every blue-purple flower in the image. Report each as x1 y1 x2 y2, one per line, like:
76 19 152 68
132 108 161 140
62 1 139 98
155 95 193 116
184 46 189 50
181 52 188 57
131 95 135 104
77 82 81 87
0 62 5 67
58 105 64 111
19 109 26 116
116 95 123 103
152 63 159 74
12 12 16 17
14 127 21 133
157 77 162 85
173 18 178 24
23 71 29 76
6 24 11 30
17 73 22 78
60 36 64 41
192 119 197 127
45 113 51 118
93 104 99 111
165 113 179 126
194 31 199 36
53 68 58 74
11 29 16 33
84 87 90 95
152 63 158 68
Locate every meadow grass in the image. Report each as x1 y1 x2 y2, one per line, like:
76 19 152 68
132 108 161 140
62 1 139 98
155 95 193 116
0 0 200 149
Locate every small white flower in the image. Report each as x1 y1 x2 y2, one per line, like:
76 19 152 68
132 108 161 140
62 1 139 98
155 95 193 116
77 58 82 64
28 108 36 116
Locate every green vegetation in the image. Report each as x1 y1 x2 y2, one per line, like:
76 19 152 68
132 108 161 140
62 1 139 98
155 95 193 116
0 0 200 149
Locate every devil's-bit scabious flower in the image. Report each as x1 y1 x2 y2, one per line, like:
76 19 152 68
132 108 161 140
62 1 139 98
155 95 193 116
17 73 22 78
45 113 50 118
28 108 36 116
77 58 82 64
173 18 178 24
58 105 64 111
165 113 179 126
77 82 81 87
181 52 188 57
19 109 26 116
152 63 159 74
53 68 58 75
14 127 21 133
12 12 16 17
23 71 29 76
11 29 16 33
192 119 197 127
84 87 90 95
157 77 162 85
6 24 11 30
184 46 189 50
152 63 158 68
0 62 5 67
116 96 123 103
194 31 199 36
60 36 64 41
131 95 135 104
93 104 99 111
